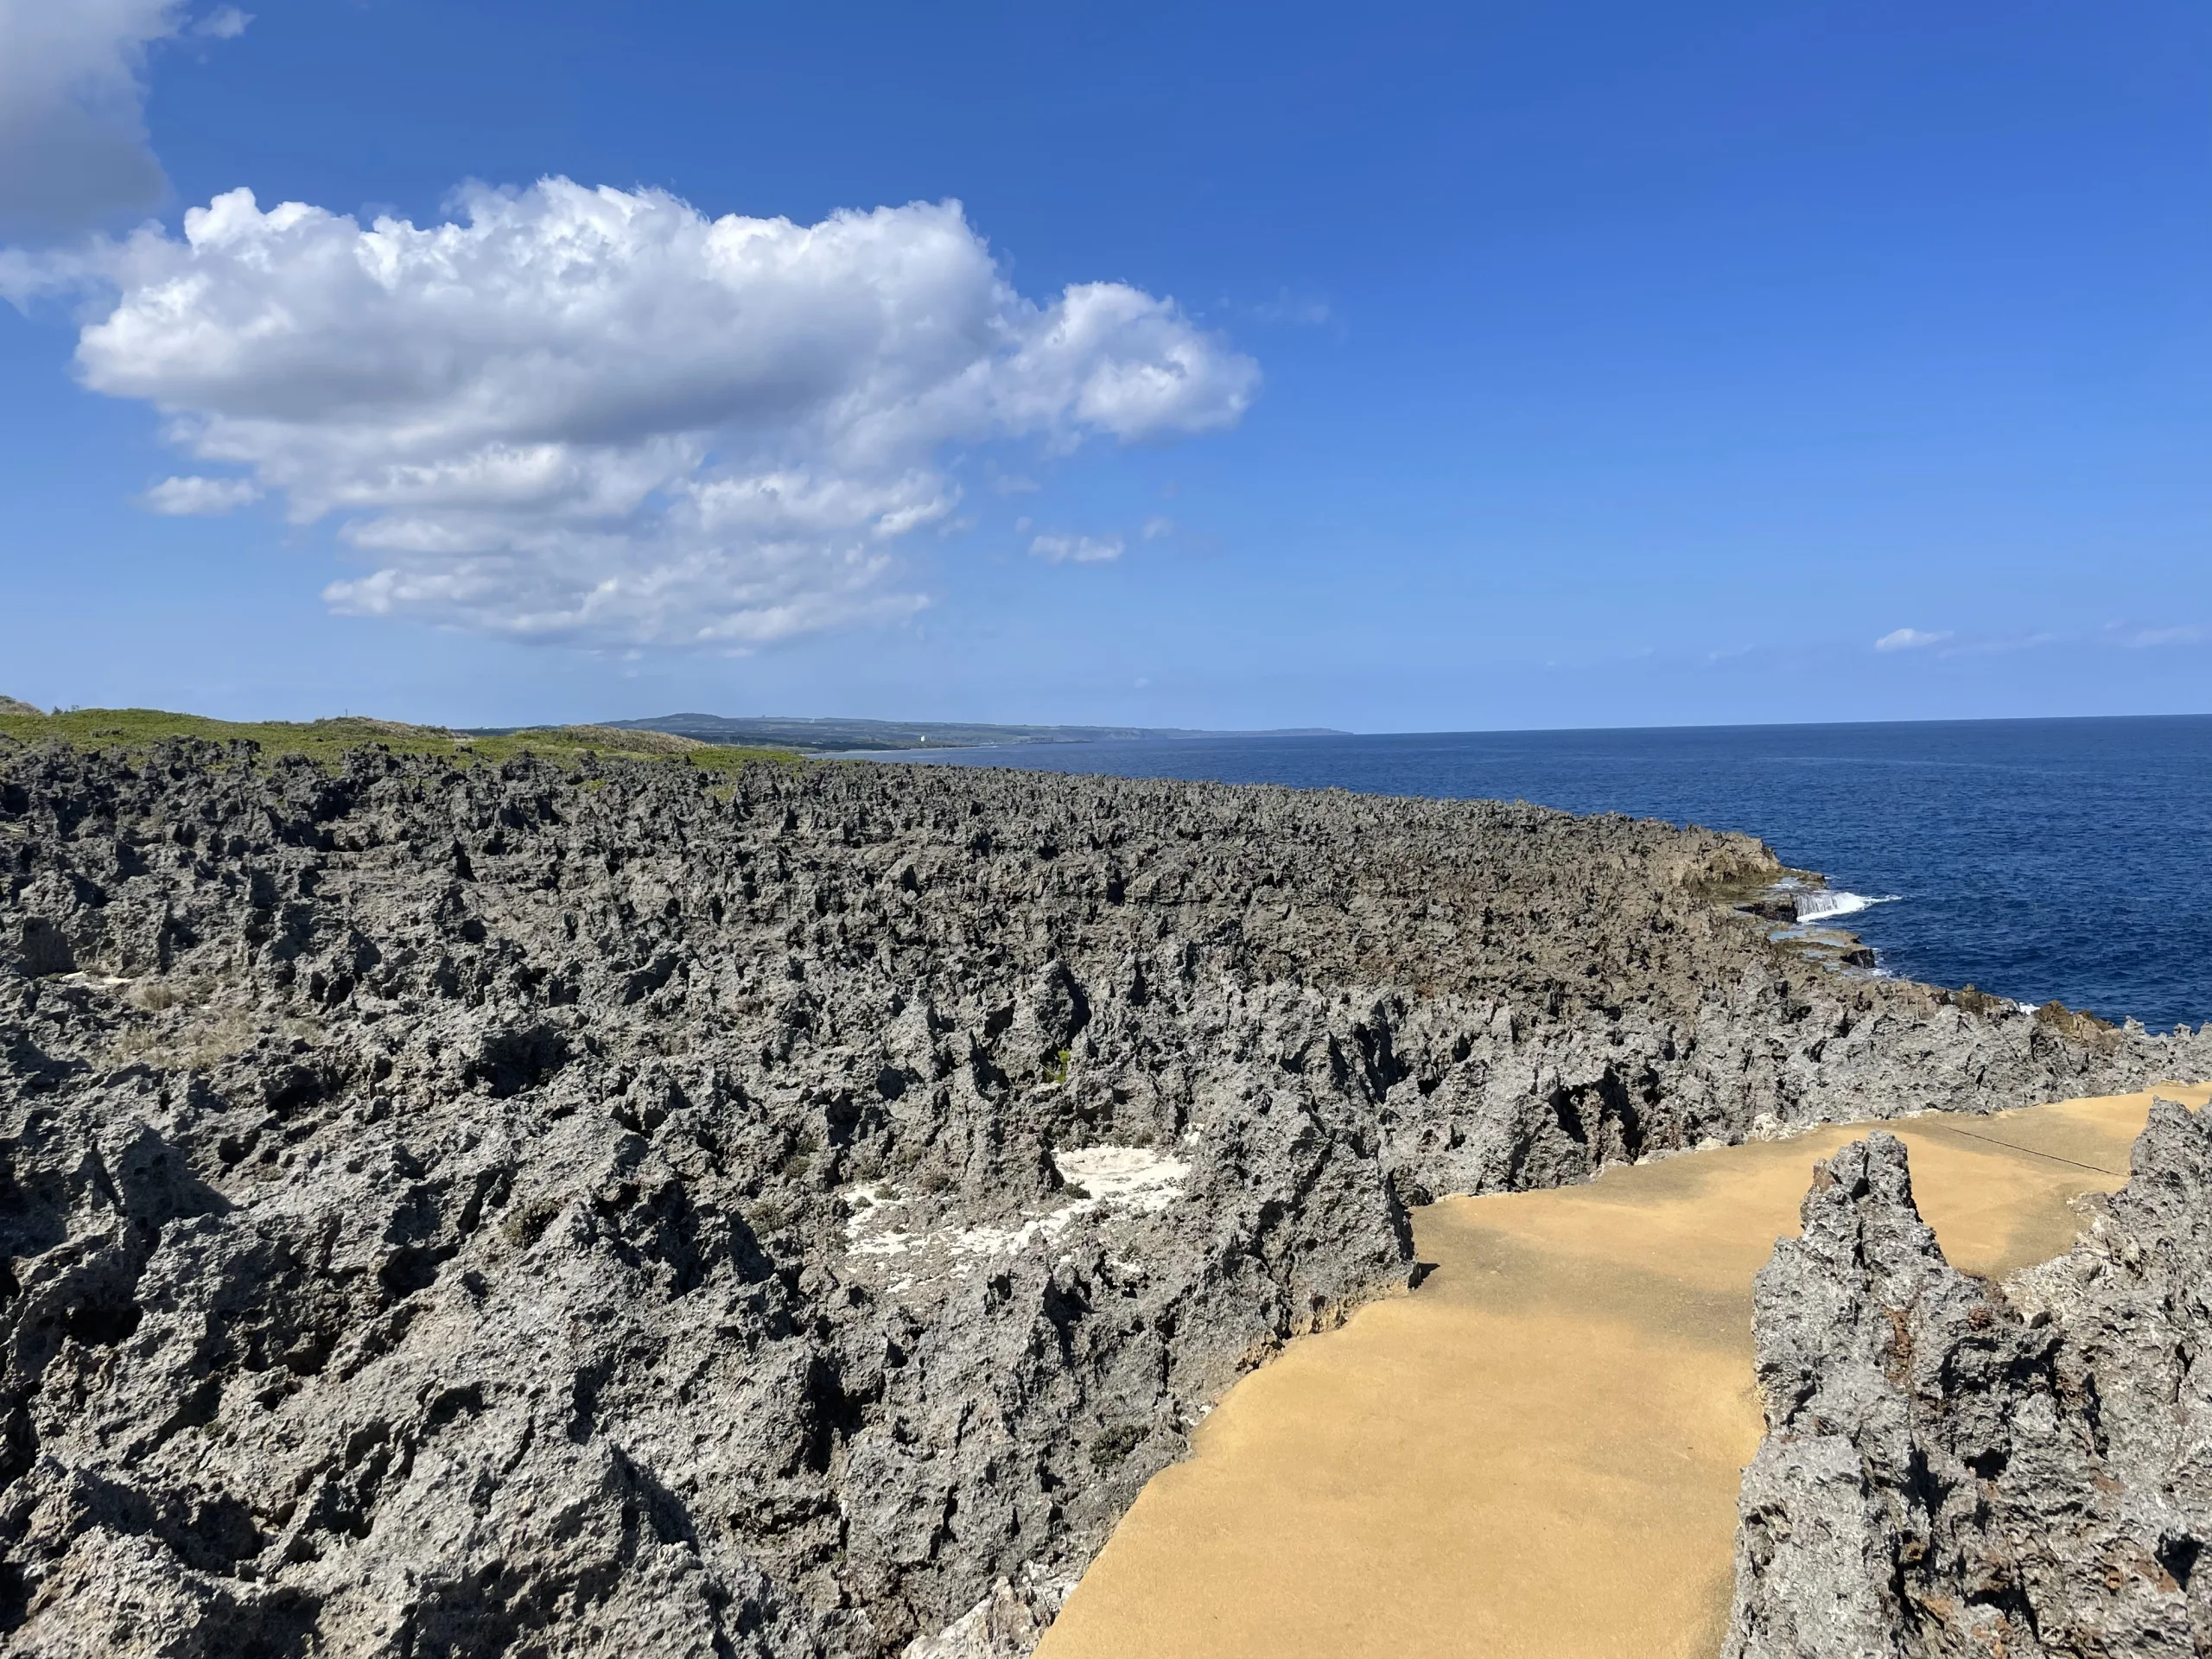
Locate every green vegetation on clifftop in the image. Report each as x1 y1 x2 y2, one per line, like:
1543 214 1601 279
0 703 799 773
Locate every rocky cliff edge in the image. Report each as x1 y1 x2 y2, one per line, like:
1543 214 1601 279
3 740 2206 1657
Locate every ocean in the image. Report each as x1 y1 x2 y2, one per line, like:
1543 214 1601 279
858 715 2212 1033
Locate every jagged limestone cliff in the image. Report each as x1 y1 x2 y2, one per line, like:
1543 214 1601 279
3 740 2201 1657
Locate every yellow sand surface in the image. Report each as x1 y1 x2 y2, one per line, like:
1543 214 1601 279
1037 1084 2212 1659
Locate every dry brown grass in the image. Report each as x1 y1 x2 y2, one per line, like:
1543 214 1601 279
105 976 321 1071
541 725 709 755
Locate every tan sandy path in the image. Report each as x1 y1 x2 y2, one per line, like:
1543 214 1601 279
1037 1084 2212 1659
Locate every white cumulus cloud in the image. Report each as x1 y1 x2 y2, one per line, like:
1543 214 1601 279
194 6 250 38
1030 533 1125 564
16 180 1256 646
0 0 208 234
1874 627 1952 653
141 474 260 514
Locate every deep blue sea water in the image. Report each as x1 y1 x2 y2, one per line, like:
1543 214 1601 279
860 716 2212 1032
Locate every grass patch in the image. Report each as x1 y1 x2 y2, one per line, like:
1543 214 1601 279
1952 984 2015 1020
0 704 799 775
745 1198 794 1236
499 1196 566 1249
1088 1422 1147 1471
2033 999 2120 1052
106 994 321 1072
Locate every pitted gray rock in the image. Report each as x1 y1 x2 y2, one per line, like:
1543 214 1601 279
1726 1104 2212 1658
3 739 2204 1657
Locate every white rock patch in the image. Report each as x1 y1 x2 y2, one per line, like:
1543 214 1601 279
838 1146 1193 1271
840 1183 917 1257
1054 1145 1192 1213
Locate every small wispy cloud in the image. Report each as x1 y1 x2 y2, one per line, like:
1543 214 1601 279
1874 627 1952 653
1141 516 1174 541
194 7 253 38
1936 630 2058 658
1030 533 1123 564
140 475 261 515
1249 288 1332 327
2117 625 2206 650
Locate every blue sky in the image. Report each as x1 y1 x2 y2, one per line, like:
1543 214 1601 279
2 0 2206 731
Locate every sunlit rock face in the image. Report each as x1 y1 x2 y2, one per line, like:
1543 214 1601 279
1726 1103 2212 1659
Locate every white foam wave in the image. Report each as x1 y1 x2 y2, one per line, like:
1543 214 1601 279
1793 890 1901 923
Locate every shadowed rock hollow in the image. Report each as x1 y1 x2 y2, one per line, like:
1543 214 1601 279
3 741 2202 1657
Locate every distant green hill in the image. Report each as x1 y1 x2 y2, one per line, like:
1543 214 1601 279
0 699 1344 766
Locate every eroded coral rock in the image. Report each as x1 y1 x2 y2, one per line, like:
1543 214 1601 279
1726 1103 2212 1658
3 740 2202 1656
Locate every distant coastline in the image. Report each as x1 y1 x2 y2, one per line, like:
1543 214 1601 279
461 711 1349 753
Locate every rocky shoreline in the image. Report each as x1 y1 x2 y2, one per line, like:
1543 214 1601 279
3 740 2205 1657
